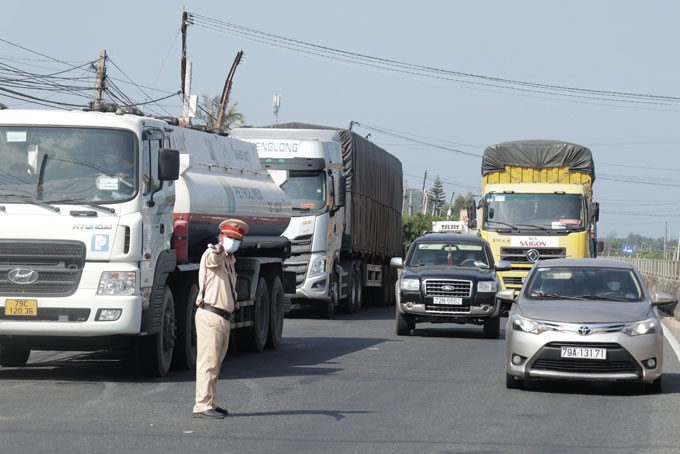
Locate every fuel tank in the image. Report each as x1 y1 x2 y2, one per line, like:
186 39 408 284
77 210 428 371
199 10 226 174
168 127 291 261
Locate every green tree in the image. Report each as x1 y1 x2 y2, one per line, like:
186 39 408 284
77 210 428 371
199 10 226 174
427 176 446 216
402 213 438 253
196 94 246 133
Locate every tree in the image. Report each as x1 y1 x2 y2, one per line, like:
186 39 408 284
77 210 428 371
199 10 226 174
427 176 446 216
196 94 246 133
402 213 438 253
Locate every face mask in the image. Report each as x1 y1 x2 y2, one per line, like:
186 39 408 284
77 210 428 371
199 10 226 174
222 237 241 253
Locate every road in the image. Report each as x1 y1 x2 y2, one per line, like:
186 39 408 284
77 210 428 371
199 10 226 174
1 306 680 454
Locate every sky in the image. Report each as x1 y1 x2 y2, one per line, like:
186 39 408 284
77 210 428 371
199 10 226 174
3 1 680 241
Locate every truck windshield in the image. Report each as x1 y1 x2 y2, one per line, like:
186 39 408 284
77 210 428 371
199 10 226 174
0 126 137 204
281 171 326 212
484 193 583 232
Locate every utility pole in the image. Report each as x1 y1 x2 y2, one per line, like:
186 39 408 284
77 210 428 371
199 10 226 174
273 94 281 125
216 50 244 130
446 192 455 220
180 11 196 126
421 171 428 214
180 11 189 97
91 49 107 111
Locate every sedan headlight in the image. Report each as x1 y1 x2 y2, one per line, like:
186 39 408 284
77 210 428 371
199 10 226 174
399 278 420 292
511 314 549 334
477 281 497 293
622 318 660 336
98 271 136 296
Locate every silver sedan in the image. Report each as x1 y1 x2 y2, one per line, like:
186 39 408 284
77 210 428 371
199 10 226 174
497 258 676 392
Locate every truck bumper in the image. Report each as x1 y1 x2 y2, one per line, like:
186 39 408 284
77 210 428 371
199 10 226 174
0 295 143 336
294 274 330 302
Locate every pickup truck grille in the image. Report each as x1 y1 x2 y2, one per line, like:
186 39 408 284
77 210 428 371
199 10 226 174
424 279 472 298
0 240 86 296
285 234 312 287
500 247 565 264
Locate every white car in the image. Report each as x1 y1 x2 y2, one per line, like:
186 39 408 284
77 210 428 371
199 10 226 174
498 258 676 392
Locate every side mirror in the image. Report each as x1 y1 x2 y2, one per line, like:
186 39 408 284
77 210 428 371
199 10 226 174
496 289 516 303
390 257 403 269
596 240 604 253
334 173 346 209
495 260 512 272
158 148 180 181
591 201 600 222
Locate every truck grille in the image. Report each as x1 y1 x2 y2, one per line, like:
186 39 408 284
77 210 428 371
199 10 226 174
501 247 565 264
0 240 86 296
424 279 472 298
285 235 312 287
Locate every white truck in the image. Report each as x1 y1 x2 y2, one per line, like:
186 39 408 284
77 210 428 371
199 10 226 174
231 124 403 317
0 108 292 376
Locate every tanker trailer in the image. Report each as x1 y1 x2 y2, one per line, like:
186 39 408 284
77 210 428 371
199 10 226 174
0 108 292 377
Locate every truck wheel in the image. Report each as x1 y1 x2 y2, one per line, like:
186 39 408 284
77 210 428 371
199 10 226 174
339 270 354 314
483 316 501 339
172 283 198 370
351 266 363 312
242 277 270 353
0 344 30 367
138 285 176 377
266 276 284 349
396 309 414 336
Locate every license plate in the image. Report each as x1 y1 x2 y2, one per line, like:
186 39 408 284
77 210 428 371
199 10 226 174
433 297 463 305
5 299 38 316
561 346 607 360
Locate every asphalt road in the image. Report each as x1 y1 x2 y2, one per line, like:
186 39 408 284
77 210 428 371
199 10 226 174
1 306 680 454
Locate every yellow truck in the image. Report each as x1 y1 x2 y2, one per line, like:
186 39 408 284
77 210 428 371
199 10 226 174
467 140 603 302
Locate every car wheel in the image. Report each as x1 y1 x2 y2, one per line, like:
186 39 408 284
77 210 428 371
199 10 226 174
506 372 522 389
483 316 500 339
645 377 662 393
396 310 414 336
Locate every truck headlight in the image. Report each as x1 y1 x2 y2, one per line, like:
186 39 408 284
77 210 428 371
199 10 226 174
477 281 497 293
399 278 420 292
622 318 659 336
308 256 326 278
98 271 136 296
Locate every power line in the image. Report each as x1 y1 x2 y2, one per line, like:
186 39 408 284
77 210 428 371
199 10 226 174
187 12 680 107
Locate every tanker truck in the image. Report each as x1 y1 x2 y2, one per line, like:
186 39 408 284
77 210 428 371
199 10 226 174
468 139 603 301
0 108 292 377
231 123 403 317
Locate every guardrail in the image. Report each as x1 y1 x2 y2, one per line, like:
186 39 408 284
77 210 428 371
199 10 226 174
608 256 680 281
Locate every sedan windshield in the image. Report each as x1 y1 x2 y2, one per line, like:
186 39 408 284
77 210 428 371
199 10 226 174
525 266 643 302
407 242 490 269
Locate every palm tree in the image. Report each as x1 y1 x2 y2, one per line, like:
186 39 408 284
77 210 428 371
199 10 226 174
196 94 246 133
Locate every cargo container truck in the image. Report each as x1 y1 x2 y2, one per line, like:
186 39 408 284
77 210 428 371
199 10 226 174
467 140 603 302
231 123 403 317
0 108 292 376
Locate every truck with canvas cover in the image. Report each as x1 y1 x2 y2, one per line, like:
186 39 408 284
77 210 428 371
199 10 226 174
231 123 403 317
0 108 292 376
468 140 603 300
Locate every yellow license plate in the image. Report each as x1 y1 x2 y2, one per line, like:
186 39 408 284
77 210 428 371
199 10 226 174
5 299 37 316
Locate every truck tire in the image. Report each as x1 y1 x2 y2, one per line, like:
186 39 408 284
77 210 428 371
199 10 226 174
266 276 284 349
0 344 30 367
483 316 500 339
138 285 176 377
241 277 270 353
172 283 198 370
396 309 414 336
351 266 363 312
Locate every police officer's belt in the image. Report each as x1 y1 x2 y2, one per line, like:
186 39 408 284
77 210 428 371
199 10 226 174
199 303 232 321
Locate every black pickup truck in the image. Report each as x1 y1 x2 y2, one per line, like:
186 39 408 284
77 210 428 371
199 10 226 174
390 231 510 338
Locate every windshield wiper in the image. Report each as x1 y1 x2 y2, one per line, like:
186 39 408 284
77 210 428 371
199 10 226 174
486 220 520 231
44 198 115 214
0 192 60 212
513 223 551 233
